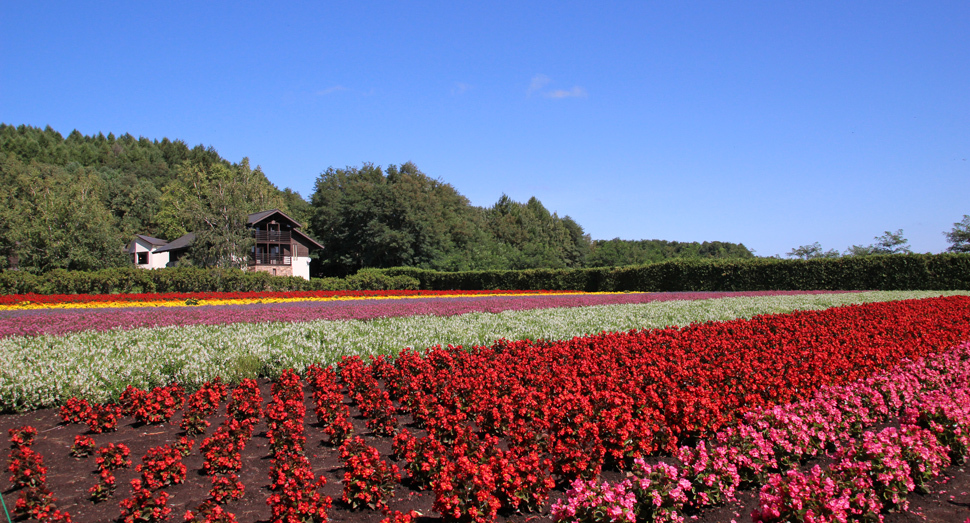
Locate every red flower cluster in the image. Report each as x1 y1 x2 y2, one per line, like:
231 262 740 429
307 364 353 445
119 478 172 523
391 429 446 490
184 500 239 523
7 425 73 522
339 356 398 436
208 474 245 504
121 383 185 425
226 379 262 434
339 436 400 511
90 443 131 503
265 369 332 523
137 444 187 490
9 425 37 447
181 377 228 435
185 377 252 523
96 443 133 471
174 436 195 457
429 427 555 523
266 370 307 454
201 422 248 476
59 397 91 424
8 438 48 490
70 435 96 458
82 402 122 433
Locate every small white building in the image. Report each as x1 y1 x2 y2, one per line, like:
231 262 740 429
127 234 171 269
128 210 322 280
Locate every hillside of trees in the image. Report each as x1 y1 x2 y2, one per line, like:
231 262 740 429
0 124 754 276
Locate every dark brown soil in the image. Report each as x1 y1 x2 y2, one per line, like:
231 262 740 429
2 380 968 523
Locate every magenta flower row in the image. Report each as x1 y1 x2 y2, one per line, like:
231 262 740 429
0 290 843 338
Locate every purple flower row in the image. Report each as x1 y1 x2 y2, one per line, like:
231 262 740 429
552 340 970 523
0 290 843 338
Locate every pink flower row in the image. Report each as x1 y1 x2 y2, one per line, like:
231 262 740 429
552 340 970 523
0 290 843 338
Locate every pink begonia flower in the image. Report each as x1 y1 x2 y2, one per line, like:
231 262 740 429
557 341 970 523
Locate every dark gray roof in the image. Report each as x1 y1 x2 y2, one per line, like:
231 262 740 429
155 233 196 253
248 209 302 229
292 229 324 250
127 235 169 254
136 234 169 246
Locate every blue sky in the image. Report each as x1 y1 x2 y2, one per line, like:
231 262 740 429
2 2 967 256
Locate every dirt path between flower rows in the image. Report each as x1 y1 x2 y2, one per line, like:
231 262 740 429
2 379 968 523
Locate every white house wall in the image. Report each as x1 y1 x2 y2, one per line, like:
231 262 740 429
132 239 170 270
292 256 311 280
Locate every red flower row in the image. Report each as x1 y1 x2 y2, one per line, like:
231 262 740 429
265 370 333 523
7 426 73 522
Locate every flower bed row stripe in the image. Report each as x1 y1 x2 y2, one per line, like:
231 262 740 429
0 289 577 309
0 290 860 339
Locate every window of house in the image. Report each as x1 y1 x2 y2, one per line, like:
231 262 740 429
136 252 149 265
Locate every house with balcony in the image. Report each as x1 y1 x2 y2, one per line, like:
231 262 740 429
247 209 323 280
128 209 322 280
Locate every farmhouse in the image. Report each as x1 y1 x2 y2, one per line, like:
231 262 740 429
127 210 323 280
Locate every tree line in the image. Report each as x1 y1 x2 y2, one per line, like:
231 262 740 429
0 124 755 276
787 222 970 260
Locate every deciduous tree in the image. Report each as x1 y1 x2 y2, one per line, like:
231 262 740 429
787 242 840 260
944 215 970 253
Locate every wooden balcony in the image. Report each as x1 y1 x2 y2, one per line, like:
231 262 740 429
250 253 292 266
254 231 291 243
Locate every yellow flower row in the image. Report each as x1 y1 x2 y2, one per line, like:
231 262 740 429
0 291 621 311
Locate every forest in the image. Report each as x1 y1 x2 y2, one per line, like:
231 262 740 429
0 124 754 276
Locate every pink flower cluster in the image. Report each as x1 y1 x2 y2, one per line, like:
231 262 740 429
553 341 970 523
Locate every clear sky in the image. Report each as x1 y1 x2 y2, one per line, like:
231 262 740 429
2 2 967 256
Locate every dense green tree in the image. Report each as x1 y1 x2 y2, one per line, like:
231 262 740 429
587 238 754 267
309 162 486 275
482 195 591 269
160 158 287 268
0 155 127 272
0 124 312 271
944 215 970 253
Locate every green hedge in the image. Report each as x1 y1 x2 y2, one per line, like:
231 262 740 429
377 254 970 292
2 254 967 295
0 267 419 295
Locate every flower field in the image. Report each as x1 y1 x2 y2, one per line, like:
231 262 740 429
0 290 854 338
0 290 962 411
2 290 970 522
